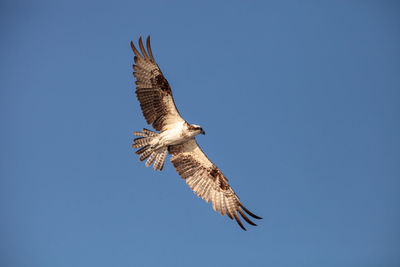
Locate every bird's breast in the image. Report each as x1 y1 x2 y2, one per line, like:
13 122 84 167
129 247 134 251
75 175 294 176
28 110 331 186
159 122 190 146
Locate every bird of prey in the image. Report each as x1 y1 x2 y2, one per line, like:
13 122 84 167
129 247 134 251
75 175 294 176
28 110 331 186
131 36 261 230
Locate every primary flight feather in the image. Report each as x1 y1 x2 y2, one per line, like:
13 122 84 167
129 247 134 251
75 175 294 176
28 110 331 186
131 36 262 230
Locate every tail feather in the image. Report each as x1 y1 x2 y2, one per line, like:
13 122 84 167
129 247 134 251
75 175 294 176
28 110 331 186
145 152 157 167
133 128 157 137
132 129 167 171
132 137 152 148
135 145 149 155
139 146 152 161
153 148 167 171
142 128 157 136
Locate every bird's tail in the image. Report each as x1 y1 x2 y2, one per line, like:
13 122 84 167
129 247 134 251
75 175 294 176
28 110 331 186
132 128 167 171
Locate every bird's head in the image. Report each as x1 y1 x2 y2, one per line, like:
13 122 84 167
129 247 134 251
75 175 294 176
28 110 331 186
188 124 205 136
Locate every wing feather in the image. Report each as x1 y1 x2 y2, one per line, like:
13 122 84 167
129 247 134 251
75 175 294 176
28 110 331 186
138 36 150 60
170 139 262 230
146 36 155 62
131 36 184 131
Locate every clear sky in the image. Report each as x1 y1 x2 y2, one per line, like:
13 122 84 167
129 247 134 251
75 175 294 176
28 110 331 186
1 0 399 266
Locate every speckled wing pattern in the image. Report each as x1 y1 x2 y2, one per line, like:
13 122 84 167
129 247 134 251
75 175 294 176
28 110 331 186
131 36 184 131
169 139 262 230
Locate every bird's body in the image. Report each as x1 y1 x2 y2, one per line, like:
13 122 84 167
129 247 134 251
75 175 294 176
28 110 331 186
157 122 185 145
131 36 261 230
159 121 203 146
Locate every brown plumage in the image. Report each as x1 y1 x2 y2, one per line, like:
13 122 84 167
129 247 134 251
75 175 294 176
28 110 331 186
169 139 262 230
131 37 183 131
131 36 261 230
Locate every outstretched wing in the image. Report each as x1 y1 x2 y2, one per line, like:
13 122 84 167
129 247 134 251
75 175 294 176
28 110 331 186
169 139 262 230
131 36 184 131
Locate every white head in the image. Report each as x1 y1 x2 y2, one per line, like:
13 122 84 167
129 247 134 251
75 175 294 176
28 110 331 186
188 124 205 136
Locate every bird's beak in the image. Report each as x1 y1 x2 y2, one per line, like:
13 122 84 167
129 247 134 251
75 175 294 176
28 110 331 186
201 130 206 135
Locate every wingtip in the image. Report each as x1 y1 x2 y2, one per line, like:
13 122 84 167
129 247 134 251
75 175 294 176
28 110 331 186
239 203 262 220
238 207 258 226
146 35 155 62
130 40 141 58
138 36 150 59
233 213 247 231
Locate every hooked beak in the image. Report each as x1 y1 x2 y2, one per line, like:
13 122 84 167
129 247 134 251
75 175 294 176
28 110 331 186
201 130 206 135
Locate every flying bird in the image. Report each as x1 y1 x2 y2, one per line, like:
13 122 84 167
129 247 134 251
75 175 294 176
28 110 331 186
130 36 261 230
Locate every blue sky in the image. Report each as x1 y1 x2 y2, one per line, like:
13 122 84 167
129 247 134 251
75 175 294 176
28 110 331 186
1 0 399 266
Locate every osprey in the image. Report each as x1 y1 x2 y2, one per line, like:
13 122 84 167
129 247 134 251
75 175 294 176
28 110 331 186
131 36 261 230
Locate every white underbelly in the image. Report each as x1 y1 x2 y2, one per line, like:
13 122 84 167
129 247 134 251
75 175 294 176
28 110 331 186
159 122 187 146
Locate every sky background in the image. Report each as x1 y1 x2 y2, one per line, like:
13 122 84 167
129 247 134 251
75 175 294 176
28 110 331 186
1 0 399 266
